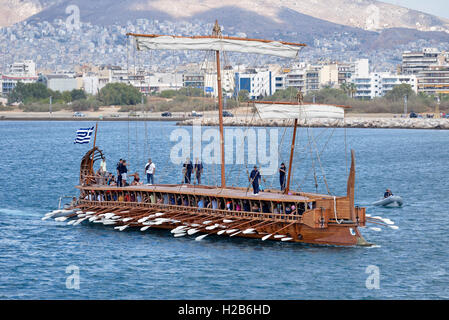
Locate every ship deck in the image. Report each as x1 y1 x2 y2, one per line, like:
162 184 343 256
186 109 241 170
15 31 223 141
76 183 332 203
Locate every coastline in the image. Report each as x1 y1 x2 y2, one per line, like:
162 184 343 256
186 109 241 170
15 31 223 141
0 116 187 122
177 117 449 130
1 109 448 129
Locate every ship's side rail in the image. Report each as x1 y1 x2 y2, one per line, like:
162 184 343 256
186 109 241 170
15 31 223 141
78 198 361 228
78 199 304 223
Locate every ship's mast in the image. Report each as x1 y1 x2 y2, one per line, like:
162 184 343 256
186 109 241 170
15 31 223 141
213 21 226 188
284 92 303 194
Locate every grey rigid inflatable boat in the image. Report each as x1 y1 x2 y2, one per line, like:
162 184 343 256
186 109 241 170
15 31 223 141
372 195 404 207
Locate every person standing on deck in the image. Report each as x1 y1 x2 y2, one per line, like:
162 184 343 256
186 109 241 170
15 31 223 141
99 157 107 184
116 159 123 187
183 157 193 184
279 163 287 191
250 166 261 195
194 158 203 185
145 158 156 185
121 160 128 186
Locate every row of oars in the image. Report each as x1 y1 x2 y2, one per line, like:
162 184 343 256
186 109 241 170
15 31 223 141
167 216 294 242
365 214 399 232
43 207 297 242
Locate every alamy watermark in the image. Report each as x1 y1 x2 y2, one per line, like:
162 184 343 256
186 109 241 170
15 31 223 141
65 5 81 32
365 265 380 290
170 124 279 175
65 265 80 290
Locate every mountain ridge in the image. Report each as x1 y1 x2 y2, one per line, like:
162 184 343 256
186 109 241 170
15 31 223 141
19 0 449 51
1 0 448 33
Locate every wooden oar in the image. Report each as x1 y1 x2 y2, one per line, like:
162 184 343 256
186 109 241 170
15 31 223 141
225 219 256 235
246 221 279 234
185 217 226 235
262 222 296 241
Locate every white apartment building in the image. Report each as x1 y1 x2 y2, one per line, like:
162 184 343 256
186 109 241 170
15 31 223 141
9 60 36 77
234 68 274 100
352 72 417 99
273 60 368 95
273 63 319 95
82 76 101 95
1 60 38 96
44 74 78 92
204 68 235 97
147 73 183 93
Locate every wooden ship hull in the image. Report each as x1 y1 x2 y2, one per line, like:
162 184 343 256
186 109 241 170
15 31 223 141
68 146 370 247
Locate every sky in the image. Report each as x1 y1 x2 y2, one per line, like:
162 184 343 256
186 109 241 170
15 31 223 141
381 0 449 19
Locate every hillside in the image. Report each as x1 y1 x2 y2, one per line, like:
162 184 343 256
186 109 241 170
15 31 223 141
1 0 448 33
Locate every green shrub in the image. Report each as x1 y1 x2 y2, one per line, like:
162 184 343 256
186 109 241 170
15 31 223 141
97 83 143 106
71 98 100 111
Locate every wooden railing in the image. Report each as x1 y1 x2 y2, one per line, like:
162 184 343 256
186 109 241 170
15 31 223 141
78 199 305 223
78 200 363 228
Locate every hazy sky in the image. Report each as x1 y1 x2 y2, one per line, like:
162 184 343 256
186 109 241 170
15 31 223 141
382 0 449 19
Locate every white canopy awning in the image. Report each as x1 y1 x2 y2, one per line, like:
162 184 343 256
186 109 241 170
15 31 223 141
255 103 346 120
131 35 305 59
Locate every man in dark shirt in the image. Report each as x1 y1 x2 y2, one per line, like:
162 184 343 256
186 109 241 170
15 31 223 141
194 158 203 185
116 159 123 187
279 163 287 191
183 158 193 184
384 189 393 198
249 166 261 195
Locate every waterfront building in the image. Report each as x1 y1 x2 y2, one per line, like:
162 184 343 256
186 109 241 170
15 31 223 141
285 67 306 92
402 48 448 75
183 72 205 89
1 60 38 96
147 72 183 93
1 74 39 96
82 76 101 95
234 68 274 100
274 63 322 95
319 63 339 88
352 72 417 99
305 65 320 93
42 74 78 92
417 66 449 95
9 60 36 77
274 73 287 92
203 67 235 97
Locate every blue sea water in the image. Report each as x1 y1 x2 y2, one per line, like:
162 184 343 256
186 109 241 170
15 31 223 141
0 120 448 299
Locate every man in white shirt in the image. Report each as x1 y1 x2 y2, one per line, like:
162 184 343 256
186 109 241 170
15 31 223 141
145 158 156 185
99 157 107 184
100 157 107 173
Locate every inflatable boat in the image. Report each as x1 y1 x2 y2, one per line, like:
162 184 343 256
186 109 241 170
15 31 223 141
372 195 403 207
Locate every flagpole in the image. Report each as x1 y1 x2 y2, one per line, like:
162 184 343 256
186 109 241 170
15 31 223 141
91 122 98 174
92 122 98 150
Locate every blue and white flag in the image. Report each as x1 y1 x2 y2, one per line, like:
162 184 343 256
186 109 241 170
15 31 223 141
74 127 94 144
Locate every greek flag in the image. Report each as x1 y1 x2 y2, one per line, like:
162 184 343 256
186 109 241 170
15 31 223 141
74 127 94 144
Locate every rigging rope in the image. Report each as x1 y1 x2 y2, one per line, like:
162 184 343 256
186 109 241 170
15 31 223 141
309 128 332 195
333 196 343 224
